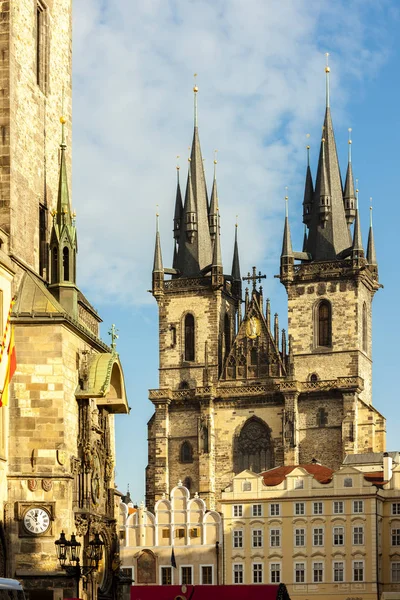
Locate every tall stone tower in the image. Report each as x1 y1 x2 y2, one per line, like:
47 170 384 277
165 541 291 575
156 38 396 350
146 72 385 512
0 3 129 600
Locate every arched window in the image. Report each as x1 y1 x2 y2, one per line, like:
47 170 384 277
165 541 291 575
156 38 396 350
51 247 58 284
362 302 368 353
317 300 331 347
234 417 274 474
184 314 195 361
63 246 69 281
183 476 192 492
180 441 193 464
224 313 231 356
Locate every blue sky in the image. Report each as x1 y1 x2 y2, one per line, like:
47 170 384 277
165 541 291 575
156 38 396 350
72 0 400 503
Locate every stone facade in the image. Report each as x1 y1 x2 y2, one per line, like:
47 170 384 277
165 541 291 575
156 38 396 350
0 1 130 599
146 84 386 513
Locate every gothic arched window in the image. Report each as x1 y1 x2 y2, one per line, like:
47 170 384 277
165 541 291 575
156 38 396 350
362 302 368 353
63 246 69 281
234 417 274 474
224 313 231 356
184 314 195 361
51 247 58 284
180 441 193 464
317 300 331 347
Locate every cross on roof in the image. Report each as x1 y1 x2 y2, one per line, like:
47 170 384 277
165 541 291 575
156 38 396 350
108 323 119 351
242 266 266 291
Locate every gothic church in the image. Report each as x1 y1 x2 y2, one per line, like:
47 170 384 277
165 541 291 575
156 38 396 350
146 68 385 511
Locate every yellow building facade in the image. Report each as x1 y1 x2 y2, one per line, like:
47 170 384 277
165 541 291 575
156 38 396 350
221 456 400 600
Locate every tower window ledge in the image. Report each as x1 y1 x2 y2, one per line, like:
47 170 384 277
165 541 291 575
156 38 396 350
313 345 333 353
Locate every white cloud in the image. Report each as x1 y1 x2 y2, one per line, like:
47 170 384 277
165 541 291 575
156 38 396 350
72 0 390 306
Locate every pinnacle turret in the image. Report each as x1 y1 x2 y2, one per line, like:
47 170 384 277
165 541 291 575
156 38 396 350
302 145 314 226
351 191 364 260
281 196 293 258
173 167 183 241
343 129 356 226
367 204 377 267
153 214 163 273
209 156 219 241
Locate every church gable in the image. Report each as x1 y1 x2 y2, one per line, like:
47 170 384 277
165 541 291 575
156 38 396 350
221 292 287 380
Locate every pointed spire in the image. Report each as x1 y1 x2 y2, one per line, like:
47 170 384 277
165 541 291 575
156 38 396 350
305 58 351 260
351 188 364 258
302 225 308 252
274 313 279 348
281 329 287 361
231 219 241 281
193 73 198 127
209 150 219 240
344 129 356 225
302 136 314 226
173 159 183 240
266 298 271 331
281 193 293 258
212 210 222 268
153 211 163 273
367 199 377 266
56 115 72 227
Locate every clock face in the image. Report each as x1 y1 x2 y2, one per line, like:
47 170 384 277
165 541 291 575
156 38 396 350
23 508 51 535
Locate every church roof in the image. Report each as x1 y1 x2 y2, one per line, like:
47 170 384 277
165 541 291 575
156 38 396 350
261 464 333 486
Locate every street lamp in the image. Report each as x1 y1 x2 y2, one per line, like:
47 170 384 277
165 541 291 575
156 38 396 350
55 530 104 598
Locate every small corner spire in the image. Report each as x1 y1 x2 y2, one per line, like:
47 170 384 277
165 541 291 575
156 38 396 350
351 188 364 258
173 156 183 241
153 209 164 273
302 224 308 252
367 198 377 266
303 134 314 227
344 129 356 226
209 150 219 240
281 192 293 258
231 218 241 281
212 210 223 268
325 52 330 109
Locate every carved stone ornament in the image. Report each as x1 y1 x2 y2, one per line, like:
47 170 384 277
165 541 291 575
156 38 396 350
89 518 103 534
105 455 114 481
42 479 52 492
70 456 81 475
27 479 37 492
83 442 95 472
75 515 89 537
57 449 67 466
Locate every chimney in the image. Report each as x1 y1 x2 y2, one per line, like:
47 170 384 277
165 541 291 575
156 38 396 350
383 452 393 482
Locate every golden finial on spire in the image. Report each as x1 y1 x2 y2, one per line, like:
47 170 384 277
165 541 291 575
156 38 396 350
306 133 310 166
176 155 180 171
285 187 289 218
156 204 160 232
188 146 191 163
193 73 198 127
355 178 359 210
369 197 373 227
325 52 330 108
60 85 66 146
213 149 218 179
235 214 238 228
348 127 352 162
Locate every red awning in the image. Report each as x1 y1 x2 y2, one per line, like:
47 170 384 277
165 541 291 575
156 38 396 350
131 584 285 600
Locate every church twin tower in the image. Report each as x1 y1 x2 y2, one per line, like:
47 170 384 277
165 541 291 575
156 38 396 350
147 68 385 510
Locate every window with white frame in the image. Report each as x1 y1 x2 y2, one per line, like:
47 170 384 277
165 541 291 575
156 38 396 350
295 528 305 547
294 478 304 489
253 563 263 584
313 527 324 546
161 566 172 585
201 565 213 585
242 481 252 491
233 505 243 518
270 528 281 547
353 561 364 582
353 500 364 514
181 566 193 585
252 504 262 517
333 500 344 514
270 503 280 516
392 503 400 515
333 526 344 545
252 529 263 548
344 477 353 487
295 562 305 583
392 529 400 546
353 526 364 545
233 529 243 548
294 502 305 515
313 501 323 515
270 563 281 583
313 562 323 583
333 561 344 582
233 564 244 584
391 562 400 583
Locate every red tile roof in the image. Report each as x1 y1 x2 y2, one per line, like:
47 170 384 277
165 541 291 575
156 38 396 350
262 464 333 486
